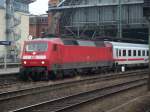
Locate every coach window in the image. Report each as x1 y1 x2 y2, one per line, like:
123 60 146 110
133 50 136 56
119 49 121 56
142 50 145 56
138 50 141 56
147 50 149 56
123 50 126 56
128 50 131 56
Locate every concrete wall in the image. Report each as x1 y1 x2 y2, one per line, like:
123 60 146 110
0 9 6 57
0 8 30 58
14 11 30 57
16 12 29 41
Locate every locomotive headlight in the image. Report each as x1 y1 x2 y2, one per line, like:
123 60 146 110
41 61 45 64
23 61 27 64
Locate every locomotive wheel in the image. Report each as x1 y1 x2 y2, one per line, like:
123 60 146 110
63 69 75 78
30 71 41 81
115 66 124 72
49 71 56 80
44 71 49 81
55 70 63 79
19 68 29 81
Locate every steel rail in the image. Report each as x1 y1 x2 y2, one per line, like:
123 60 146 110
0 73 19 87
11 78 147 112
0 70 147 101
0 69 146 88
0 69 148 111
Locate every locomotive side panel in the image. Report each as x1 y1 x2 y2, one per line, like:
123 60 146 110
52 45 113 70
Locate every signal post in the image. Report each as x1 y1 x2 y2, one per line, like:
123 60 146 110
143 0 150 90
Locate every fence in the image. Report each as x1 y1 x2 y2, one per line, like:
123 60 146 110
0 50 20 69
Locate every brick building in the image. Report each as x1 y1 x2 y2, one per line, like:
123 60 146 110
29 14 48 38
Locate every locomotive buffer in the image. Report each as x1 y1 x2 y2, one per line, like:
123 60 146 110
143 0 150 90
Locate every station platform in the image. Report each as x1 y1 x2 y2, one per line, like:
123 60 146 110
0 68 19 75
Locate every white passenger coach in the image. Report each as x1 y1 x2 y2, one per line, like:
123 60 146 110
110 42 148 67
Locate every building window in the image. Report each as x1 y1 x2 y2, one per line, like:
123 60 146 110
0 0 5 8
42 28 45 32
14 2 29 13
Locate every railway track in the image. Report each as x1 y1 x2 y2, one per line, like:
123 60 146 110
0 69 148 112
0 73 19 87
11 77 147 112
0 69 147 88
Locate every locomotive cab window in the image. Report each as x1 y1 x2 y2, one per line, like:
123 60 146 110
25 42 48 52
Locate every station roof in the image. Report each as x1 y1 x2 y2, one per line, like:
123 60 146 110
15 0 36 4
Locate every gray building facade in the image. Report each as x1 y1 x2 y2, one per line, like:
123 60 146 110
0 0 35 61
0 0 30 13
49 0 148 40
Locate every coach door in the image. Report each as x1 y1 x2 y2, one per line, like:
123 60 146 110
116 48 119 58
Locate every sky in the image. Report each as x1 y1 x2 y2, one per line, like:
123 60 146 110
29 0 49 15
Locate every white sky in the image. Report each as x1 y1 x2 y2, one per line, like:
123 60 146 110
29 0 49 15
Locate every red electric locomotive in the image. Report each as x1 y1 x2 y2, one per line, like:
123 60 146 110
20 38 113 80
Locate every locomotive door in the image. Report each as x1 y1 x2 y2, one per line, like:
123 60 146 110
51 44 64 78
52 44 62 68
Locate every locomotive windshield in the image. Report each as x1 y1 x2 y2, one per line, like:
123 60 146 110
25 42 48 52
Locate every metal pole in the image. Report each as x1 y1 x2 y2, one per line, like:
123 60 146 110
4 49 7 70
77 25 80 38
148 19 150 90
117 0 122 38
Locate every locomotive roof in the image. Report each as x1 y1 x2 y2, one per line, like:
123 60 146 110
29 37 148 48
30 38 105 47
27 38 64 44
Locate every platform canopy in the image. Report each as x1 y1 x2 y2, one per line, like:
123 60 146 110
15 0 36 4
